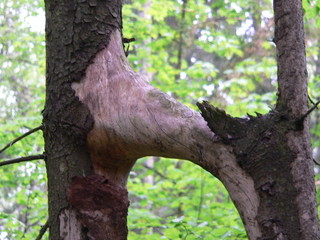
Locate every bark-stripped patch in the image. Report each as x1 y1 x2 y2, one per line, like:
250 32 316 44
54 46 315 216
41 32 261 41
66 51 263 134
67 175 129 240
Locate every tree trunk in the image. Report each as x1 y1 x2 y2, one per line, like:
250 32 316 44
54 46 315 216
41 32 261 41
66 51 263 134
44 0 320 239
198 0 319 239
44 0 129 239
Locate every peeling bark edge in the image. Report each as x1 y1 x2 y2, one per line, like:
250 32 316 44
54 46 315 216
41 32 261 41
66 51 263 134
196 101 248 143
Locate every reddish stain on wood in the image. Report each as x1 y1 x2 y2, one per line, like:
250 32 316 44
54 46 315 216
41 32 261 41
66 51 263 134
67 175 129 239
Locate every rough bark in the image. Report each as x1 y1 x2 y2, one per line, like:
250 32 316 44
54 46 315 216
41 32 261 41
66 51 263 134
197 102 311 239
274 0 319 239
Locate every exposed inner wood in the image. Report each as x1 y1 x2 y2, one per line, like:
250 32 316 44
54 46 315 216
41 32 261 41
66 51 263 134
71 29 261 239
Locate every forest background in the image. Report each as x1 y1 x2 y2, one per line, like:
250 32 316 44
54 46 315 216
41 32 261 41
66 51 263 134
0 0 320 239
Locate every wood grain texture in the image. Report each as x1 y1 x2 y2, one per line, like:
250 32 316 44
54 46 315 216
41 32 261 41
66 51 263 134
72 29 261 238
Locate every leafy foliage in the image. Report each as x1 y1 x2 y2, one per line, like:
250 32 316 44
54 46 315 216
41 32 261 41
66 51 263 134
0 0 47 239
128 158 246 239
123 0 278 115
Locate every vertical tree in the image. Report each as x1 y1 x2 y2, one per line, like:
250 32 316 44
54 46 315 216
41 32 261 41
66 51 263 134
43 0 319 240
43 1 128 239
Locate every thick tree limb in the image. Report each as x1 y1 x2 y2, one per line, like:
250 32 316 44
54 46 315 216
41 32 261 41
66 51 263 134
71 29 261 239
0 125 43 154
0 154 45 167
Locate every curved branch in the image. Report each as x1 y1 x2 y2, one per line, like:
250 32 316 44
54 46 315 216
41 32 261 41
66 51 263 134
0 154 45 167
71 29 261 238
0 125 43 154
